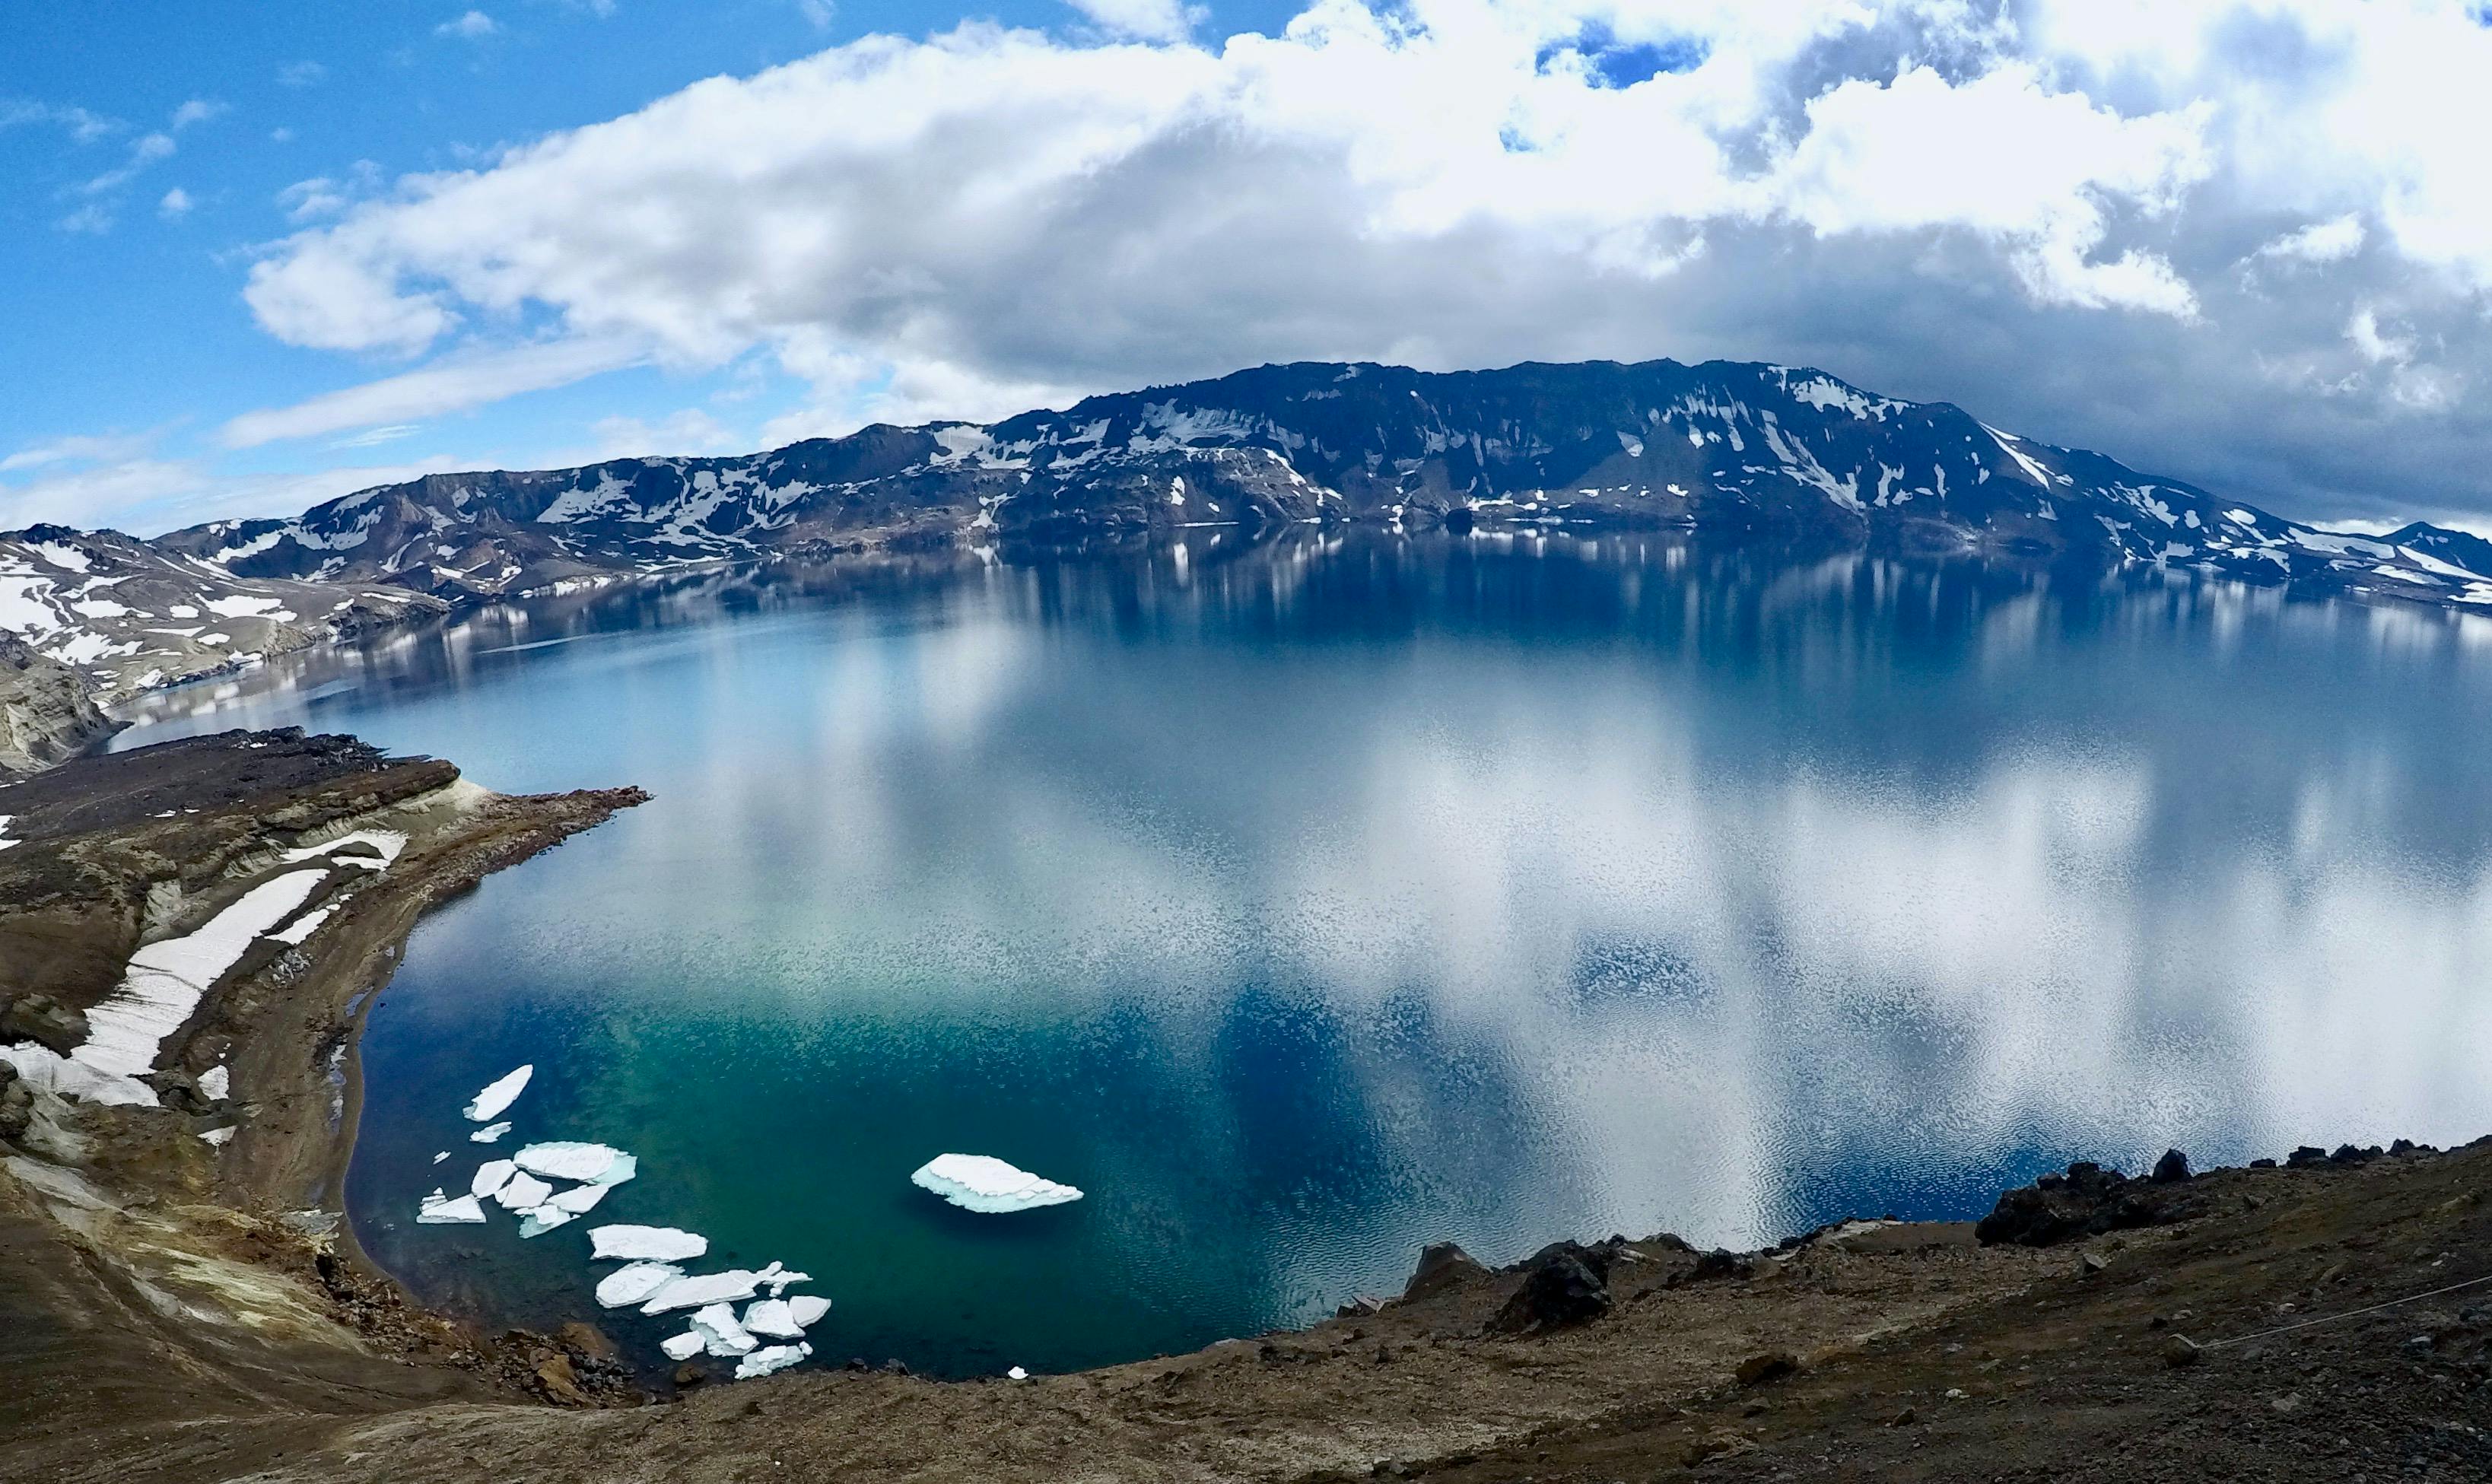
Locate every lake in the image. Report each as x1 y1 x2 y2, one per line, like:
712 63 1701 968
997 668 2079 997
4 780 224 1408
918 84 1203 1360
113 530 2492 1379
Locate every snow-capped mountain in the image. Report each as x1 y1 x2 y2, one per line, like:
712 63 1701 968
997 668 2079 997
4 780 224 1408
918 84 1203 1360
161 359 2492 606
0 526 442 703
10 357 2491 704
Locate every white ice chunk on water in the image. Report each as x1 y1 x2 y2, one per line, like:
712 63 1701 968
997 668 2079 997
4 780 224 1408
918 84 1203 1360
469 1120 511 1143
787 1295 830 1328
742 1299 804 1339
463 1065 532 1122
471 1159 517 1201
660 1331 705 1362
542 1181 612 1217
596 1262 684 1308
910 1153 1083 1213
519 1206 578 1238
494 1171 553 1212
736 1343 810 1381
197 1065 229 1101
418 1189 487 1224
514 1141 634 1184
431 1152 449 1164
640 1270 760 1315
590 1225 708 1262
759 1267 811 1297
691 1301 757 1357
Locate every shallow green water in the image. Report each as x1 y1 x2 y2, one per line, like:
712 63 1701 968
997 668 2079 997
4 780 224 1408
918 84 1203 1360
118 533 2492 1378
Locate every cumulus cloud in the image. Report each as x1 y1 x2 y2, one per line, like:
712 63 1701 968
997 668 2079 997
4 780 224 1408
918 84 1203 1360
157 186 194 218
436 10 500 40
211 1 2492 523
2254 214 2366 267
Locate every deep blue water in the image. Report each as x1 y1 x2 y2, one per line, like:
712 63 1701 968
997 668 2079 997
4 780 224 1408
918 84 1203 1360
116 532 2492 1378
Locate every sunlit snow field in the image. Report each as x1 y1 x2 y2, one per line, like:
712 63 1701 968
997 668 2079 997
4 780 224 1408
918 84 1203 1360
116 532 2492 1378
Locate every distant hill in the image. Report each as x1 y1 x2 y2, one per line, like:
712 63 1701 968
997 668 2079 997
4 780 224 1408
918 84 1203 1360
7 358 2489 701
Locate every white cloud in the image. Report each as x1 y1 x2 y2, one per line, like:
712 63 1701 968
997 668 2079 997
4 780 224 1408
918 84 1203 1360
157 187 194 218
141 1 2492 525
218 335 646 447
1063 0 1200 43
0 98 119 143
278 60 329 87
0 431 154 474
79 130 175 196
326 423 421 449
56 203 113 235
2254 214 2366 267
169 98 225 130
796 0 835 29
580 408 742 461
436 10 500 40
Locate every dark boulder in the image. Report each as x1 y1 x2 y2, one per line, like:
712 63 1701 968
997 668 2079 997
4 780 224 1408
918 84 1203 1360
2151 1149 2192 1184
146 1070 210 1114
1487 1250 1610 1334
2286 1146 2328 1168
0 993 88 1056
1976 1159 2178 1247
1402 1241 1488 1301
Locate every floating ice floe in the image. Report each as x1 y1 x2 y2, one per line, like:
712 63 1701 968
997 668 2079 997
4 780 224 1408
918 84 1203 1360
660 1331 706 1362
463 1065 532 1122
471 1158 517 1201
551 1181 613 1213
786 1295 830 1328
493 1171 554 1212
418 1189 488 1224
736 1343 810 1380
469 1120 511 1143
514 1141 634 1185
431 1151 449 1164
197 1064 230 1101
640 1270 761 1315
690 1301 758 1357
590 1224 707 1262
518 1206 578 1238
758 1266 811 1297
742 1298 805 1339
910 1153 1083 1213
595 1261 684 1309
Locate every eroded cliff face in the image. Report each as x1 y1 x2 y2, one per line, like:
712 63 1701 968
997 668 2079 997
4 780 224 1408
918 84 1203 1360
0 635 118 774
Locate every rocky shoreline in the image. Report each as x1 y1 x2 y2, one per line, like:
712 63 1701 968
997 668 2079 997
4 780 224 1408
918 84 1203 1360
1 729 2486 1482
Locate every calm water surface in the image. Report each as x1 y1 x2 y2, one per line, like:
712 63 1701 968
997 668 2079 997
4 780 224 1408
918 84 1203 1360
116 533 2492 1378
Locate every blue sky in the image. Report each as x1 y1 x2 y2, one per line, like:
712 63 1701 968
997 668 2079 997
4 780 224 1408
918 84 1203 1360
7 2 2492 536
0 2 1283 530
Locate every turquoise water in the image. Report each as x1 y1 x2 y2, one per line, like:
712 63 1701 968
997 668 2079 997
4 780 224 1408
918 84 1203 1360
117 533 2492 1378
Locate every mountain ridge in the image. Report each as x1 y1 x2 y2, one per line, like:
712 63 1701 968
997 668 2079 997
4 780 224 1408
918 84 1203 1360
6 356 2489 704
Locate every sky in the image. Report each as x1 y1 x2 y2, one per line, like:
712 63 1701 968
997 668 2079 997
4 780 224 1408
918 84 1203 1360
7 0 2492 537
